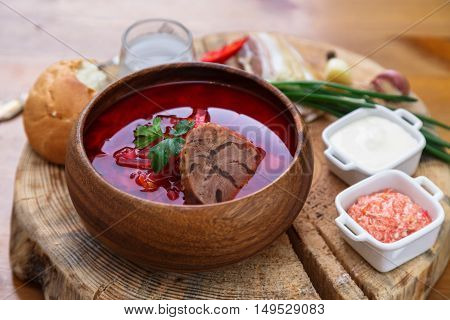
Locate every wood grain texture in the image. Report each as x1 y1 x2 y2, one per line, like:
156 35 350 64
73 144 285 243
272 33 450 299
8 33 449 299
10 150 318 299
295 117 449 299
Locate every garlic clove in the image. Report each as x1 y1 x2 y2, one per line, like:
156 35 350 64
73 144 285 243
324 58 352 85
0 93 27 122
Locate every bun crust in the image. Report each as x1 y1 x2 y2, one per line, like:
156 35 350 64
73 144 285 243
23 60 96 164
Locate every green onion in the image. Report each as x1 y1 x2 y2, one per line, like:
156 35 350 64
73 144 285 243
272 80 417 102
300 101 344 118
414 114 450 130
421 128 450 149
272 80 450 164
424 144 450 163
282 91 375 109
272 80 450 130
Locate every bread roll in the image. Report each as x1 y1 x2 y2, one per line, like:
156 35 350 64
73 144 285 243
23 59 107 164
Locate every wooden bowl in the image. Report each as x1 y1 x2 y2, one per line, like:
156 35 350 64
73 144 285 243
65 62 314 272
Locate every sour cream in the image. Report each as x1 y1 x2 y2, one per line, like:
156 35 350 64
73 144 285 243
329 116 418 171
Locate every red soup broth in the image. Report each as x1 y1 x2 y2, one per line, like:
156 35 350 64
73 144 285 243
84 81 297 204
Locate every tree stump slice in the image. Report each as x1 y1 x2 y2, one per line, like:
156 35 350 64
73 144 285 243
10 33 449 299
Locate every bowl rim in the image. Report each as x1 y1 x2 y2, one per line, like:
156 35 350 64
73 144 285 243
74 62 310 208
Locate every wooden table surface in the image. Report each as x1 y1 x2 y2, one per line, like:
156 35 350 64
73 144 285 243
0 0 449 300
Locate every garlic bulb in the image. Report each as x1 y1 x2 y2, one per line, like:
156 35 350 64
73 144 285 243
324 57 352 85
0 93 27 122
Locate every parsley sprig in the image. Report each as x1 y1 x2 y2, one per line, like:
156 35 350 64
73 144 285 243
170 119 195 136
134 117 163 148
134 117 195 172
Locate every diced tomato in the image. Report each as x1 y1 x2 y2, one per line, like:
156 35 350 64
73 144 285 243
135 173 159 191
167 189 179 201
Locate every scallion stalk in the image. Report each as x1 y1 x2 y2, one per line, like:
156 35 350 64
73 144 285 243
272 80 417 102
421 128 450 149
274 80 450 164
272 81 450 130
424 144 450 163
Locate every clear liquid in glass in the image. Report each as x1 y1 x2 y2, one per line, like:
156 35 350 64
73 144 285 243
119 32 193 76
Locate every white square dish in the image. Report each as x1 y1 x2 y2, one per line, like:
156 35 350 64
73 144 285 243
335 170 444 272
322 105 426 185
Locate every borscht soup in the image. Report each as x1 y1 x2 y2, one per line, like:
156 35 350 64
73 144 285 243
84 81 296 205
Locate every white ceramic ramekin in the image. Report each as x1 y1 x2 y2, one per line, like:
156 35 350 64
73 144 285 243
335 170 444 272
322 105 426 185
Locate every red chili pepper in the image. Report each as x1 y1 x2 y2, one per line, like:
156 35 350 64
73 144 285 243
200 36 249 64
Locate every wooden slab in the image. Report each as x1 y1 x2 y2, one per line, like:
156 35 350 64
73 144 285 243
11 146 319 299
10 32 449 299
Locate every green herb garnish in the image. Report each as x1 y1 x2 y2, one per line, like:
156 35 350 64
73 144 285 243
134 118 195 172
170 119 195 136
148 137 186 173
133 117 163 148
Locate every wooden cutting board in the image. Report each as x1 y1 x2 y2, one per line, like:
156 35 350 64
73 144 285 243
10 32 449 299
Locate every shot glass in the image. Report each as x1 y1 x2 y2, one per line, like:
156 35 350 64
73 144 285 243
119 18 194 76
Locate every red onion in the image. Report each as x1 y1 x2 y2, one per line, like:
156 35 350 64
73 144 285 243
371 69 410 95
